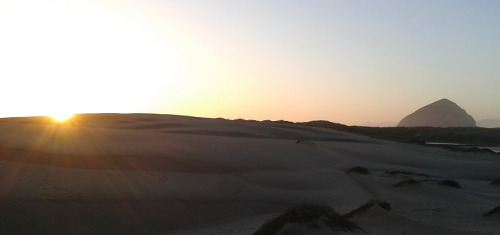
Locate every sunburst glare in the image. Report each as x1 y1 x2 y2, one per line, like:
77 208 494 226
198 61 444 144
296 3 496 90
51 113 74 122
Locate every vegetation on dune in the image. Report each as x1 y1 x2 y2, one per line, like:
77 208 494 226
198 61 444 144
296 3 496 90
393 179 420 188
490 179 500 186
438 179 461 189
377 201 392 211
384 170 429 178
483 206 500 217
348 166 370 175
344 200 391 218
253 204 364 235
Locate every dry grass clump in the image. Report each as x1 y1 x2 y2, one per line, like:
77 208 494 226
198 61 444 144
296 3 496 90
483 206 500 217
490 179 500 186
348 166 370 175
438 179 461 188
384 170 429 178
377 201 392 211
393 179 420 188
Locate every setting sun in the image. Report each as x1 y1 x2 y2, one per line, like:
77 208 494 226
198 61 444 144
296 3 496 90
51 113 74 122
0 0 177 118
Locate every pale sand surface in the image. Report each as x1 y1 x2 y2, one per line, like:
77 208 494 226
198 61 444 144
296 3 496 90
0 114 498 234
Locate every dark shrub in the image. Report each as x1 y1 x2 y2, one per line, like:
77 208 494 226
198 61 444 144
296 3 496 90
377 201 392 211
393 179 419 188
348 166 370 175
490 179 500 186
384 170 429 178
483 206 500 217
253 204 364 235
438 179 461 188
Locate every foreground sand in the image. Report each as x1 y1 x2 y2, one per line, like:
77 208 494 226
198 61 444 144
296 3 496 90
0 114 498 234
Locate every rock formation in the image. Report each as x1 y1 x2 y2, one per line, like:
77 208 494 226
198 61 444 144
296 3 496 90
398 99 476 127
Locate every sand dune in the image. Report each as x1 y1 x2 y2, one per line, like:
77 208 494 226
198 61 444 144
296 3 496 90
0 114 498 234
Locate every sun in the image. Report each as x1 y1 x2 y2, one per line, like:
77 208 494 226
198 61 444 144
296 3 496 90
0 1 176 117
51 113 74 122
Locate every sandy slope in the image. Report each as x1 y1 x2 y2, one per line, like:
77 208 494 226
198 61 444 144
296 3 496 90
0 114 498 234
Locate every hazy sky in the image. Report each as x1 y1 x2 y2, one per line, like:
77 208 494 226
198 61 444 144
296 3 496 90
1 0 499 125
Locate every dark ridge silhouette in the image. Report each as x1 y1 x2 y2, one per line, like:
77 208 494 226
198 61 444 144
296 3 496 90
3 114 499 147
299 120 500 148
398 99 476 127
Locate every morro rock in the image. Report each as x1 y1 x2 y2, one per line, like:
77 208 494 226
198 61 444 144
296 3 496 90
398 99 476 127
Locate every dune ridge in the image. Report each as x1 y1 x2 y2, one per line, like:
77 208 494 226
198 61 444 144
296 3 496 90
0 114 498 234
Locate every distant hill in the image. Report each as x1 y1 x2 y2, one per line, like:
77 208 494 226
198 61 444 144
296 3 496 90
398 99 476 127
477 119 500 128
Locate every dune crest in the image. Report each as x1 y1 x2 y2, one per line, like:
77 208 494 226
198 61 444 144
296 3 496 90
0 114 498 234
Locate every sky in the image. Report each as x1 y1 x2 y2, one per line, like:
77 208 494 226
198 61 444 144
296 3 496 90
1 0 499 125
